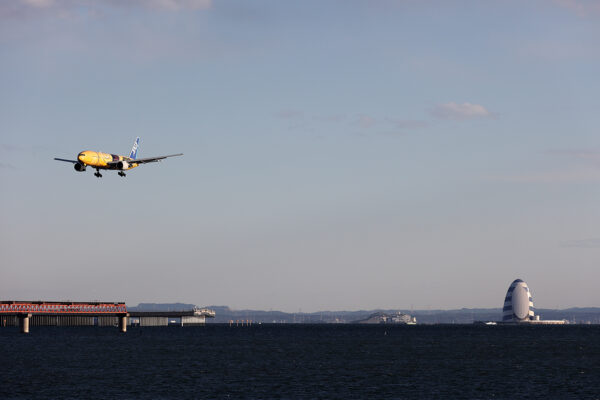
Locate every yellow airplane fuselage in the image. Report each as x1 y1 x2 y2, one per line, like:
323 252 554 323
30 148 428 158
78 151 139 170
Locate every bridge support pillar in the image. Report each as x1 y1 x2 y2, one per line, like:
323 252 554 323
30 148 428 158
118 315 127 333
19 314 32 334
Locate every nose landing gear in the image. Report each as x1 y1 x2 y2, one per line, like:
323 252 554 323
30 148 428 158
118 171 126 177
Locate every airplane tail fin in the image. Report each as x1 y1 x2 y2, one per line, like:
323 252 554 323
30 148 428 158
129 137 140 159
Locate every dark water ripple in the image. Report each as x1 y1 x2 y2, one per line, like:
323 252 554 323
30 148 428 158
1 324 599 399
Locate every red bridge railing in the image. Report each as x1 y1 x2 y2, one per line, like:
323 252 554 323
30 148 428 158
0 301 127 314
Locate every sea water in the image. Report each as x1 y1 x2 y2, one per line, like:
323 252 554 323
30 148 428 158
1 324 598 399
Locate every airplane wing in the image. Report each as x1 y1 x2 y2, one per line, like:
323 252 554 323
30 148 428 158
54 158 78 163
126 153 183 164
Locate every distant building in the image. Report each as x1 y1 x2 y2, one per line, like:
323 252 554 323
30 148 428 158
502 279 535 322
391 312 416 324
353 311 416 324
502 279 567 324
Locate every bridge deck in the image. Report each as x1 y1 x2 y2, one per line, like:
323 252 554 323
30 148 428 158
128 309 215 318
0 301 127 315
129 311 196 317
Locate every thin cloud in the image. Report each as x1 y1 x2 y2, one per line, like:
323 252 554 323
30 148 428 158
545 149 600 160
274 110 310 132
517 39 596 62
1 144 25 153
313 114 346 123
0 162 17 170
544 149 600 169
432 102 492 120
274 110 427 135
492 149 600 184
356 115 376 129
386 118 428 130
1 0 211 20
22 0 53 7
112 0 212 11
492 168 600 183
553 0 600 17
275 110 304 120
1 143 48 155
560 238 600 248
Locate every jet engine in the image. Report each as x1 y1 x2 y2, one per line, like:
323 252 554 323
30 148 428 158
116 161 130 170
74 162 86 172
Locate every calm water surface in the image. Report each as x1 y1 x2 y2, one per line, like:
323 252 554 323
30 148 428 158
1 324 599 399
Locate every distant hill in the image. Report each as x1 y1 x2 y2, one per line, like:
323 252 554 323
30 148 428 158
128 303 600 324
203 306 600 324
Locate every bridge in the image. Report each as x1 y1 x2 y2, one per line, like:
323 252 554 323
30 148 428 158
0 301 128 333
128 307 216 326
1 301 216 333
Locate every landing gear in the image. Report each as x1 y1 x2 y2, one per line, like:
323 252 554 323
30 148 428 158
118 171 126 177
94 169 102 178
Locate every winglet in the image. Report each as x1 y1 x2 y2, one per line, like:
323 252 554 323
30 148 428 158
129 137 140 160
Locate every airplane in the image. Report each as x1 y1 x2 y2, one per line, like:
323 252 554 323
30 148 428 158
54 137 183 178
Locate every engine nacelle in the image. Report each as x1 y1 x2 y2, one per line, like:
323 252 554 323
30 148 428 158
74 162 86 172
116 161 130 170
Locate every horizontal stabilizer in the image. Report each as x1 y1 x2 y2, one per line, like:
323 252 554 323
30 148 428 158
54 158 78 163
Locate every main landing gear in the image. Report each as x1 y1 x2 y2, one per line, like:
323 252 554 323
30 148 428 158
118 171 126 177
94 169 103 178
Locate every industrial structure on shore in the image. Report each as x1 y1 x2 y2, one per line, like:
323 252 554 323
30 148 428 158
502 279 568 325
353 311 417 324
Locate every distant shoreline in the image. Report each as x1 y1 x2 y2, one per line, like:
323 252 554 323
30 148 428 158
131 303 600 324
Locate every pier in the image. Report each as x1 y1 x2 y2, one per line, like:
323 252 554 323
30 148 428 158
0 301 128 333
1 301 216 332
129 307 216 326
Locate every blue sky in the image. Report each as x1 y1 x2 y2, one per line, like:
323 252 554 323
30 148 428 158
1 0 600 312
